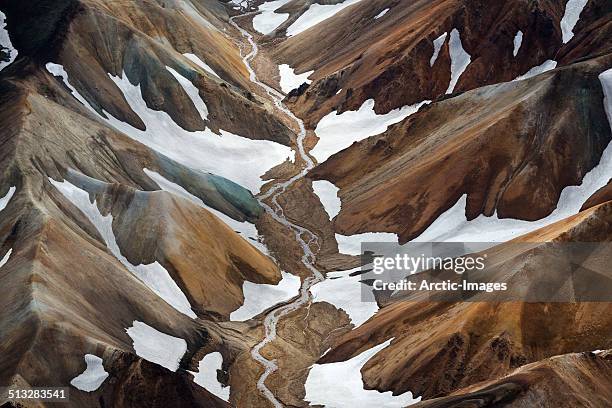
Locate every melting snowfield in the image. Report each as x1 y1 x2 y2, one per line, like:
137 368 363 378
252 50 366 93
70 354 109 392
0 186 15 212
0 187 15 269
374 8 390 20
183 53 221 79
336 232 398 256
446 28 471 94
560 0 589 43
252 0 291 35
191 352 231 402
312 180 341 220
45 63 293 194
0 248 11 269
278 64 313 94
0 12 17 72
305 338 420 407
513 30 523 57
287 0 364 37
430 32 447 67
230 271 301 321
125 321 187 372
50 177 197 318
311 99 430 163
310 267 379 327
514 59 557 81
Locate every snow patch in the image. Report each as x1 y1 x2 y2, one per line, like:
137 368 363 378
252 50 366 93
415 69 612 243
305 338 420 407
167 66 209 120
278 64 313 94
253 0 291 35
514 59 557 81
446 29 471 94
513 30 523 57
70 354 109 392
430 32 447 67
45 63 293 194
336 232 398 256
561 0 589 43
183 53 221 79
191 352 230 401
312 180 341 220
0 12 17 72
287 0 364 37
49 178 197 318
0 249 11 269
311 267 379 327
374 8 389 19
230 271 301 321
0 186 15 213
143 169 270 254
126 321 187 371
312 99 430 163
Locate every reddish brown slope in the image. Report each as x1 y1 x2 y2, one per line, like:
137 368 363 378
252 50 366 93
318 199 612 401
413 351 612 408
309 56 611 243
273 0 610 127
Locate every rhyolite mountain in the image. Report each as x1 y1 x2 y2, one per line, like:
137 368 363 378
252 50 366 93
0 1 610 408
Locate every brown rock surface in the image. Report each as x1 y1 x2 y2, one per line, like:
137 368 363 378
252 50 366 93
412 351 612 408
274 0 610 127
318 200 612 401
310 56 612 243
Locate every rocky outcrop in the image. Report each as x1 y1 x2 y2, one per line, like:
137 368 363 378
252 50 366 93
319 199 612 400
2 0 293 143
275 0 610 127
412 351 612 408
310 56 611 243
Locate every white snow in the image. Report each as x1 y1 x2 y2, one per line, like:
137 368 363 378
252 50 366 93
305 338 420 407
278 64 313 94
230 271 301 321
0 12 17 72
415 68 612 243
45 63 293 194
0 186 15 212
513 59 557 81
311 267 379 327
446 28 471 94
191 352 230 401
311 99 430 163
430 32 448 67
183 53 221 79
49 178 197 318
70 354 109 392
125 321 187 371
374 8 389 19
336 232 398 256
252 0 291 35
167 66 209 120
513 30 523 57
143 169 270 254
0 249 11 269
312 180 341 220
287 0 364 37
561 0 589 43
